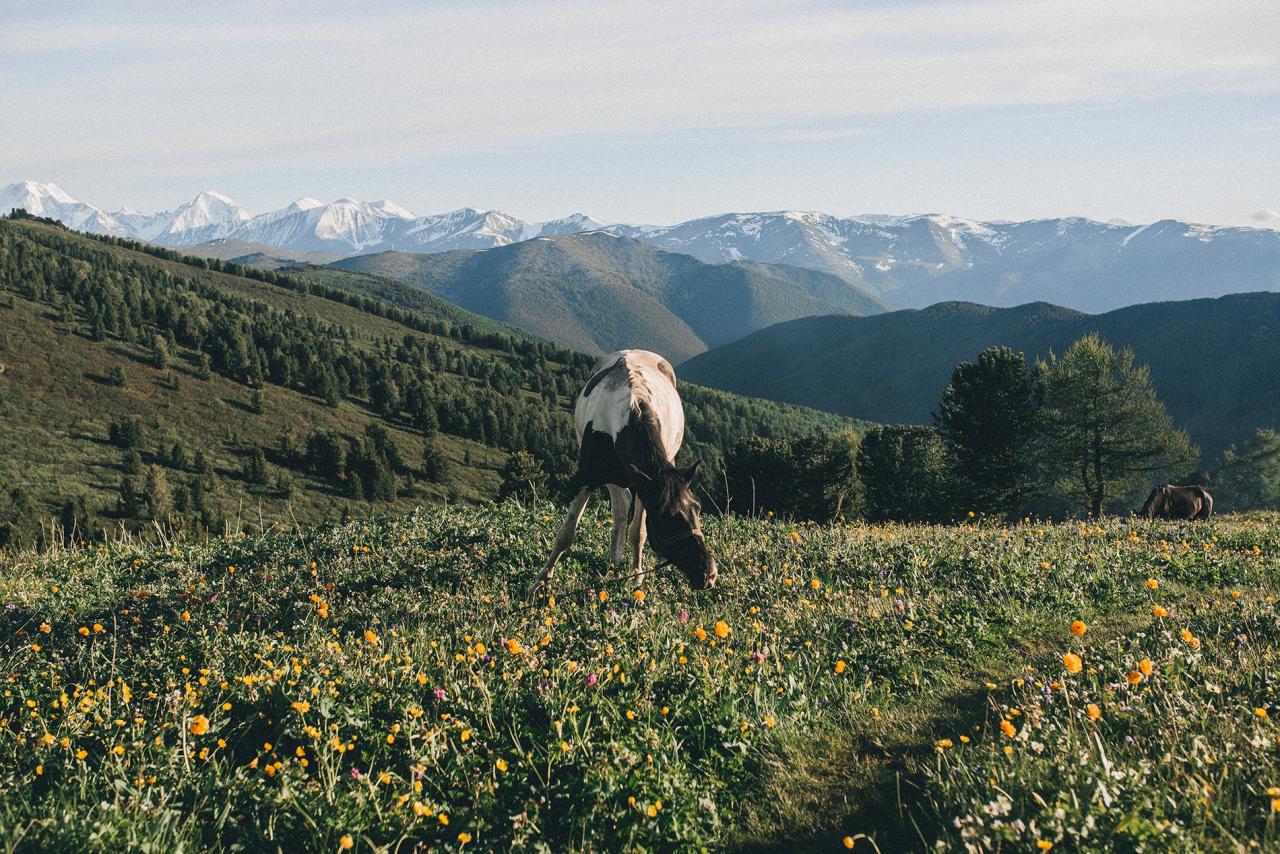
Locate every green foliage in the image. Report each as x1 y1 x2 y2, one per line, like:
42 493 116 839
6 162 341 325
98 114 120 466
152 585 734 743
935 346 1040 518
1212 427 1280 511
496 450 548 505
1037 334 1198 517
723 431 862 521
856 425 953 522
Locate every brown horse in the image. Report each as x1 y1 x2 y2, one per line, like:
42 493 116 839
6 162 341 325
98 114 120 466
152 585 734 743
1139 484 1213 520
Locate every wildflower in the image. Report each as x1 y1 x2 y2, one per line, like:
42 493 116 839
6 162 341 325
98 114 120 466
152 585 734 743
1070 620 1088 636
112 745 125 756
39 623 51 634
632 589 645 603
1062 653 1082 674
586 673 598 687
763 715 776 728
1138 658 1153 677
433 687 446 701
363 630 379 646
78 626 90 636
507 638 525 655
458 833 472 844
598 590 608 603
809 578 821 590
1036 842 1054 851
936 738 953 748
291 700 311 714
180 611 191 622
1126 670 1144 685
999 719 1017 738
1146 578 1159 590
843 839 855 850
1180 628 1201 649
714 620 730 638
1039 561 1051 570
1152 604 1169 617
835 660 847 674
789 530 801 543
495 758 508 772
339 836 354 850
693 626 708 641
1256 708 1269 720
189 715 210 736
1087 704 1101 721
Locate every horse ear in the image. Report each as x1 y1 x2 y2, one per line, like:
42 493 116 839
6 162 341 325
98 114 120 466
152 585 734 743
682 460 701 483
629 464 651 483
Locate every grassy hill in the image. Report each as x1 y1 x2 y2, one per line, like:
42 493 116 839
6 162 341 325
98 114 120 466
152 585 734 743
0 218 860 548
681 295 1280 461
331 232 889 363
1 503 1276 850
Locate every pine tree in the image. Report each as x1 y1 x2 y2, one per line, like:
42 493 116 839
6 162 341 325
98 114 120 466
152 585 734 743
1037 334 1198 517
934 346 1040 518
497 451 547 505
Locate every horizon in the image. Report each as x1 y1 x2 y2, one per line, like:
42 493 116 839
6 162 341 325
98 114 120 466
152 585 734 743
2 1 1277 229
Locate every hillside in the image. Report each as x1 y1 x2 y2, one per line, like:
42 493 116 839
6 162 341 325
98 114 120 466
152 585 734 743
332 232 888 362
681 294 1280 461
0 217 859 548
2 503 1276 850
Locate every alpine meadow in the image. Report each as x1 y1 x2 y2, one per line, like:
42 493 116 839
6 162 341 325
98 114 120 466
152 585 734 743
4 2 1280 852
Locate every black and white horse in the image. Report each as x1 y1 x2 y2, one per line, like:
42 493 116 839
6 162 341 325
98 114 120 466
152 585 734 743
528 349 717 596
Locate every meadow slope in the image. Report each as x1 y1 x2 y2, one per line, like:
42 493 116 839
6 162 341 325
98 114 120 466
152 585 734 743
2 505 1278 851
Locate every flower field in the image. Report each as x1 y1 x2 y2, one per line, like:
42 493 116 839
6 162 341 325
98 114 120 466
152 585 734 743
2 504 1278 851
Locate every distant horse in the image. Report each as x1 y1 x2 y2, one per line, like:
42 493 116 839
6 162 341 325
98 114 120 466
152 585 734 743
1139 484 1213 520
528 350 717 596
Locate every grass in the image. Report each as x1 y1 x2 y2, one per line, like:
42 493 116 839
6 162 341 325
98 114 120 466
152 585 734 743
1 504 1278 851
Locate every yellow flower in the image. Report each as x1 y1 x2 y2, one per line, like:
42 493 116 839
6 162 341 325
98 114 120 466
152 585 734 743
936 738 953 748
188 715 210 736
834 659 847 674
78 626 90 636
714 620 730 638
843 838 856 850
999 719 1017 738
457 833 472 844
1036 842 1054 851
1070 620 1087 636
338 835 354 850
632 589 645 603
1087 703 1101 721
1152 604 1169 618
693 626 707 641
1062 653 1082 675
1256 708 1269 720
438 814 449 825
598 590 608 603
363 630 379 646
180 611 191 622
809 578 821 590
1039 561 1051 570
507 638 525 655
39 623 51 634
495 758 508 772
112 745 125 756
1146 578 1159 590
1138 658 1153 677
291 700 311 714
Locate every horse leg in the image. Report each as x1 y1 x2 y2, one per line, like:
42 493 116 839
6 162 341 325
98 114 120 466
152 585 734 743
526 487 591 597
607 484 630 564
628 495 648 588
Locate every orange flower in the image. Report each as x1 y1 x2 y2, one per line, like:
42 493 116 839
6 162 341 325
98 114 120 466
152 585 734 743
1070 620 1088 636
1146 578 1159 590
1062 652 1082 674
363 630 379 646
1126 669 1144 685
693 626 708 642
188 714 210 736
1086 703 1101 721
1138 658 1153 676
1151 605 1168 618
714 620 730 639
834 660 847 674
632 589 645 603
999 719 1017 738
506 638 525 655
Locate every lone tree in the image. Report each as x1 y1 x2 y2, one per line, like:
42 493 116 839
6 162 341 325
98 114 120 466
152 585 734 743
1037 334 1197 517
934 346 1040 518
497 450 547 506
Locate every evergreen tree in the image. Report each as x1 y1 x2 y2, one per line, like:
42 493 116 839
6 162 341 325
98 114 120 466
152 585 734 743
107 364 127 387
1037 334 1198 517
144 465 173 519
150 334 169 370
243 446 269 485
1212 427 1280 511
934 346 1040 518
421 439 448 483
856 425 952 522
497 450 547 505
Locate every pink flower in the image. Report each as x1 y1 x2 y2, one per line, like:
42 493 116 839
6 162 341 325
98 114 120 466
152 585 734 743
586 673 598 687
433 687 446 701
678 609 690 624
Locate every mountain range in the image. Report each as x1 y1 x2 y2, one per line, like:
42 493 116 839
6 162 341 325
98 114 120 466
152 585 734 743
680 292 1280 461
7 180 1280 314
332 233 888 362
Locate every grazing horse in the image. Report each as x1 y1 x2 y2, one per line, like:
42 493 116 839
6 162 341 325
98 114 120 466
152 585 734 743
528 349 717 596
1139 484 1214 520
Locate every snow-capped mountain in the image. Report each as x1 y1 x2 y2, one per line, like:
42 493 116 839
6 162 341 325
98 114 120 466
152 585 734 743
6 180 1280 313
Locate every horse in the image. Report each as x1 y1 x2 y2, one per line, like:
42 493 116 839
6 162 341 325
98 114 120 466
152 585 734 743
1139 484 1213 520
527 349 717 597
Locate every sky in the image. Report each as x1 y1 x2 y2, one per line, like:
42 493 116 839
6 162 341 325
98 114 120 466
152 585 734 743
2 0 1278 227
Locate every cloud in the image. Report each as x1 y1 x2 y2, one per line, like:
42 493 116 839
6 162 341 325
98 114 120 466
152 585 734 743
1247 209 1280 223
